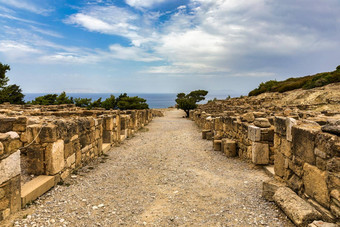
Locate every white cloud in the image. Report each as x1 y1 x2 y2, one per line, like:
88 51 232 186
108 44 162 62
125 0 168 9
65 5 140 40
0 0 52 15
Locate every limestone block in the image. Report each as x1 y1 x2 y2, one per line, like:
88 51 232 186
213 140 222 151
252 142 269 165
326 157 340 172
262 179 285 202
286 117 297 142
274 151 285 177
45 140 65 175
260 127 274 142
66 153 75 168
254 118 271 128
5 131 19 139
0 150 20 185
273 187 321 226
274 116 287 136
21 175 55 208
222 139 237 157
308 199 336 223
292 125 319 165
241 112 255 123
308 220 338 227
0 117 15 133
206 132 213 140
248 125 261 142
315 133 338 158
303 163 330 208
280 138 292 157
39 124 57 143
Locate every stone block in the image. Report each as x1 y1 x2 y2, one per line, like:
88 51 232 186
308 220 338 227
273 187 321 226
66 153 75 168
303 163 330 208
292 125 319 165
39 124 57 143
222 139 237 157
241 112 255 123
262 179 285 202
287 174 303 192
308 199 336 223
21 175 55 208
252 142 269 165
274 116 287 136
0 150 21 185
274 151 286 178
206 132 213 140
260 127 274 142
45 140 65 175
248 125 261 142
326 157 340 172
213 140 222 151
315 133 339 158
286 117 297 142
254 118 271 128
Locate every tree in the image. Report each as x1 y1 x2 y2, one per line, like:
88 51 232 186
0 62 10 88
0 62 25 104
56 91 73 105
175 90 208 117
29 94 58 105
90 97 102 108
74 97 92 108
117 96 149 110
101 95 116 110
0 84 25 104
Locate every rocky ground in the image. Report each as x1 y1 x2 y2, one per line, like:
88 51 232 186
6 109 293 226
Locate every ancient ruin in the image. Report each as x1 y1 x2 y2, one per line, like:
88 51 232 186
190 83 340 226
0 103 162 221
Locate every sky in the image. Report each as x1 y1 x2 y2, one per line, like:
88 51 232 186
0 0 340 96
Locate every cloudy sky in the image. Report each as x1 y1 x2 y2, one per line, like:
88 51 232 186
0 0 339 95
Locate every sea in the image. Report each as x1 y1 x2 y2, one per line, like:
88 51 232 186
24 93 230 109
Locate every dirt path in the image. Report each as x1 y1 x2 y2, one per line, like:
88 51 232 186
11 109 293 226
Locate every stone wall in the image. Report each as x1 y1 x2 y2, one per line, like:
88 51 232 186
0 104 162 221
190 103 340 224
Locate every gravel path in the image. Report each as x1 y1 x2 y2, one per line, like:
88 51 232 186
10 109 293 226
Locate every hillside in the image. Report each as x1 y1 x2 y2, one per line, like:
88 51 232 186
248 65 340 96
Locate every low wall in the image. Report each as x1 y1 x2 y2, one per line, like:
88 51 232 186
190 108 340 223
0 104 162 221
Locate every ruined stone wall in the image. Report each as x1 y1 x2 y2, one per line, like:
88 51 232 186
0 104 161 221
190 105 340 223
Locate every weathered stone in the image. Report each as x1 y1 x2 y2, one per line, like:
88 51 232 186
0 150 21 185
273 187 321 226
303 163 330 208
274 151 285 178
206 132 213 140
326 157 340 172
0 208 10 221
39 124 58 143
308 199 336 223
213 140 222 151
0 142 3 156
253 112 267 118
321 125 340 136
286 117 297 142
201 129 210 140
292 124 319 165
241 112 255 123
66 153 75 168
308 220 338 227
287 174 303 192
274 116 287 136
5 131 19 139
330 190 340 208
254 118 271 128
222 139 237 157
0 188 5 199
252 142 269 165
45 140 65 175
262 179 285 201
248 125 261 142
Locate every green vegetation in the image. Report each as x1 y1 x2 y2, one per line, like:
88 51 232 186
248 65 340 96
176 90 208 117
0 62 25 104
28 92 149 110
